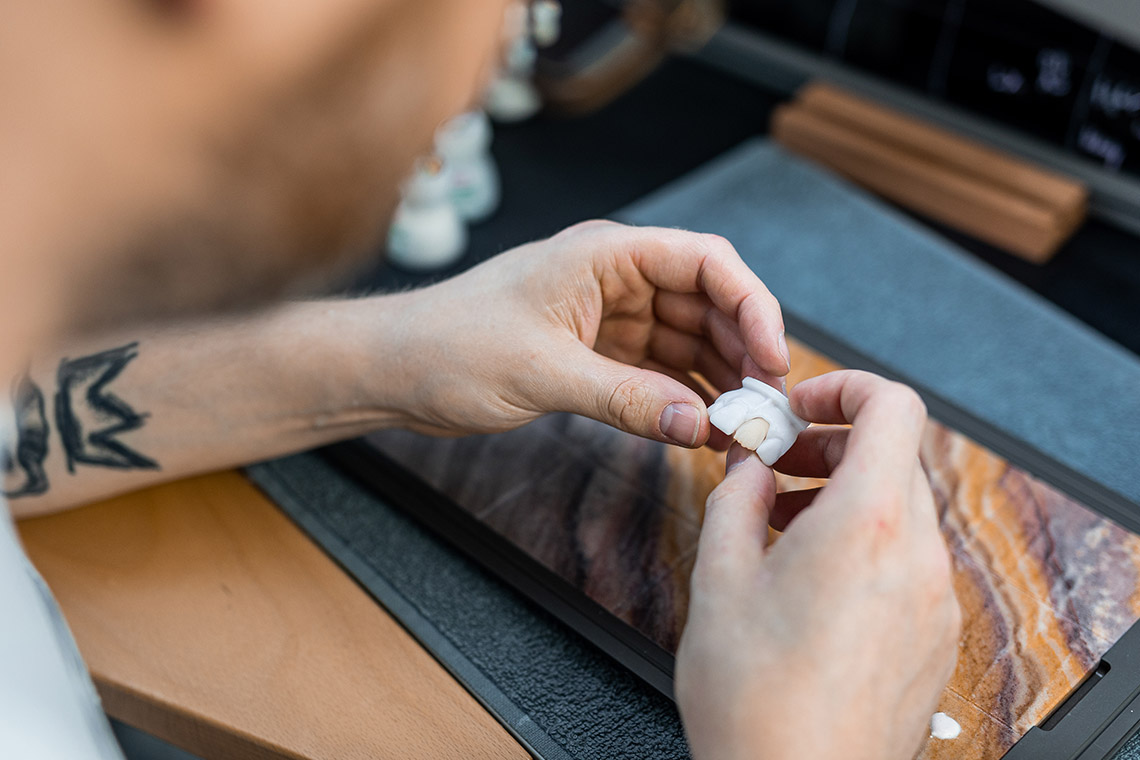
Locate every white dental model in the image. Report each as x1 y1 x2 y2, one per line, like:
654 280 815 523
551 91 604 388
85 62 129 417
484 3 541 122
484 1 561 123
386 156 467 271
707 377 808 466
930 712 961 740
435 110 500 223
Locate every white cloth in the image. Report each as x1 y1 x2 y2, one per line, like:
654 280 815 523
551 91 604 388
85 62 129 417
0 430 124 759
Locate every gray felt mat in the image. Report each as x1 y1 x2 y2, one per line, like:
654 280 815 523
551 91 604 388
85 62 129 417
248 139 1140 759
1122 732 1140 760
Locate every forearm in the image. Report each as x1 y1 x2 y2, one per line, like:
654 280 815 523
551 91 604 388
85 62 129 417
3 296 416 517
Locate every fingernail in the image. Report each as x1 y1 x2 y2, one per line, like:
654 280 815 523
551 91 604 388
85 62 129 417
660 403 700 447
780 375 788 395
726 444 752 472
778 331 791 373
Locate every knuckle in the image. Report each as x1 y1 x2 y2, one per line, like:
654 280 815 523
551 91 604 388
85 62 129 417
704 479 736 513
699 232 732 250
888 383 928 423
846 507 904 552
750 289 782 321
822 429 848 470
703 470 760 520
696 232 737 260
605 375 655 430
563 219 620 237
861 491 908 525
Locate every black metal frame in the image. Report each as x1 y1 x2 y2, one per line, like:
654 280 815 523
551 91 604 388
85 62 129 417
325 309 1140 759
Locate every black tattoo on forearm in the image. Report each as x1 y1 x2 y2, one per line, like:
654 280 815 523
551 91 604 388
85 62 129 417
2 374 51 497
3 342 159 498
55 342 159 473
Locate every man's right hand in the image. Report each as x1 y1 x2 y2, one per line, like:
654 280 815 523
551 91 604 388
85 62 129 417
675 370 960 760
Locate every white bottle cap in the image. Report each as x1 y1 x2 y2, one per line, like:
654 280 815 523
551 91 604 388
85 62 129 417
531 0 562 47
436 111 492 159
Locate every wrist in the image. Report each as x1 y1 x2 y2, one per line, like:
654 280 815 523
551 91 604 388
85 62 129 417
292 294 420 435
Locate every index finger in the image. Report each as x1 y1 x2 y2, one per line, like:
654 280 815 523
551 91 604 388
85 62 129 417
605 224 789 378
789 370 927 494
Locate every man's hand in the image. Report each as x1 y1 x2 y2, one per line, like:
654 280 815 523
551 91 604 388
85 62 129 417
675 370 960 760
387 220 789 446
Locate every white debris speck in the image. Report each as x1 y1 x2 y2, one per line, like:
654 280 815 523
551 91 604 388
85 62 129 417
930 712 961 740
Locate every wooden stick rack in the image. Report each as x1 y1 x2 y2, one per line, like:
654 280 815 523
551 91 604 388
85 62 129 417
771 83 1089 263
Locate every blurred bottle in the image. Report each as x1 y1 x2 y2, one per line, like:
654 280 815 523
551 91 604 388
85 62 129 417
484 0 562 122
386 156 467 271
531 0 562 47
436 110 500 223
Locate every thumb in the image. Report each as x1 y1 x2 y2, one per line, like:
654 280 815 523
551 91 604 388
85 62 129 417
559 344 711 447
693 445 776 586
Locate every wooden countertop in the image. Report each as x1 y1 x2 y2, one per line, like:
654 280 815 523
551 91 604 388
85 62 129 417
17 470 531 760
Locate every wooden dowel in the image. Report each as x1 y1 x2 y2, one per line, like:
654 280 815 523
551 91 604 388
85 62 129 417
773 106 1062 230
772 106 1066 261
795 83 1088 227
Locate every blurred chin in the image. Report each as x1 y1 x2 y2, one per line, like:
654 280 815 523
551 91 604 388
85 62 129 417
70 192 394 334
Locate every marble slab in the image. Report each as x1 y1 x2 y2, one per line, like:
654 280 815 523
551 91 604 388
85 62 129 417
364 338 1140 759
